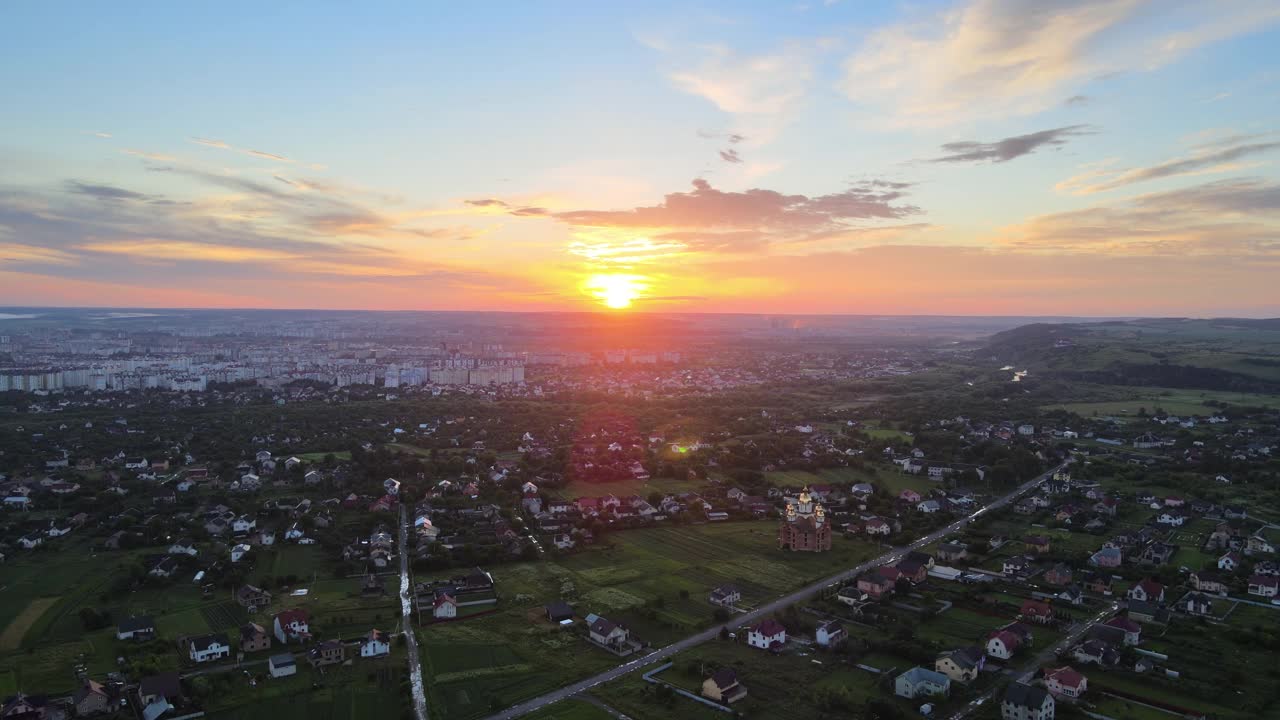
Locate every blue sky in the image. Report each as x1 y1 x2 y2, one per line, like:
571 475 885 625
1 1 1279 314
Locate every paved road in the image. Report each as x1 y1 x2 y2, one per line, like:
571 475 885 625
483 461 1071 720
400 503 430 720
947 600 1119 720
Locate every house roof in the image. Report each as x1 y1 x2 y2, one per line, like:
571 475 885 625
275 608 310 625
241 623 266 641
138 672 181 699
752 619 786 637
1004 682 1051 709
119 615 155 633
941 646 984 670
589 616 620 636
709 668 739 690
1047 666 1086 689
189 633 228 652
270 653 295 667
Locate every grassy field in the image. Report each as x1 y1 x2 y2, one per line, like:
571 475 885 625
1040 387 1280 418
0 597 58 650
294 451 352 462
205 651 404 720
419 521 881 719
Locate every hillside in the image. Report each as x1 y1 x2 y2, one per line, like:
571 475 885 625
983 318 1280 394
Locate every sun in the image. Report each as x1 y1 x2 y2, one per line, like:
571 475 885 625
584 273 645 309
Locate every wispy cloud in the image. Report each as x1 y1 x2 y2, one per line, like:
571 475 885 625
191 137 231 149
122 149 177 162
841 0 1280 126
1002 176 1280 255
719 148 743 163
1057 136 1280 193
930 125 1094 164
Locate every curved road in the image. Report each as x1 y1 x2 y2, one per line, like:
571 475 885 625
484 461 1070 720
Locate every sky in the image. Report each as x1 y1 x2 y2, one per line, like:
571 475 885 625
1 0 1279 316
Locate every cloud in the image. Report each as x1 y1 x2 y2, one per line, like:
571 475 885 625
719 148 743 163
728 134 746 144
88 132 112 139
122 149 177 162
841 0 1280 126
245 149 291 163
930 125 1094 163
1001 176 1280 255
555 178 920 231
671 43 817 115
0 242 80 266
1057 137 1280 193
464 198 509 207
65 180 155 202
1064 94 1090 105
191 137 231 149
78 239 300 263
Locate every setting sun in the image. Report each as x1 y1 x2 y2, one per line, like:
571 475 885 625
584 273 646 309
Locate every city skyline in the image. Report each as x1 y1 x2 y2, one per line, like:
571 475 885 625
3 1 1280 316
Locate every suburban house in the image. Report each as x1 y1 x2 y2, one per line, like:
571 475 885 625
1024 535 1051 554
236 584 272 609
188 634 231 663
709 585 741 607
986 629 1023 660
1180 592 1214 616
117 615 155 641
230 543 252 563
433 591 458 619
1219 552 1242 571
701 668 748 704
857 573 895 600
747 618 787 651
936 542 968 563
1127 600 1170 624
1044 564 1073 586
1090 547 1122 568
1003 556 1031 576
895 667 951 699
240 622 271 653
935 646 985 683
1045 666 1088 698
1190 571 1229 596
308 640 346 667
1002 683 1055 720
1019 600 1054 625
1072 639 1119 667
1128 578 1165 603
137 672 182 712
815 620 846 647
73 679 113 717
1248 574 1280 598
268 653 297 678
361 629 391 657
587 614 636 655
1103 617 1142 645
273 609 311 644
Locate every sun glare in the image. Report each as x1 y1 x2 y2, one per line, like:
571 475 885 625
585 273 645 309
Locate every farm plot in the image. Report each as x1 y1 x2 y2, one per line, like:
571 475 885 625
200 602 248 632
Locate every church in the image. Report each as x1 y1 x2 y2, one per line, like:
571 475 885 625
778 487 832 552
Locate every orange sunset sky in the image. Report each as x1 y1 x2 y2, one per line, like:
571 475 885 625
1 1 1279 316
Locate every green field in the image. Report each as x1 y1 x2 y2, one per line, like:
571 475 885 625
420 521 881 719
1040 387 1280 418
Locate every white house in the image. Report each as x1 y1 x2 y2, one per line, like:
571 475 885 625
230 544 252 563
815 620 846 647
188 634 231 663
747 619 786 650
360 629 391 657
273 610 311 644
168 540 198 556
433 592 458 619
232 515 257 534
1045 666 1087 699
